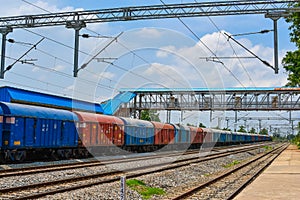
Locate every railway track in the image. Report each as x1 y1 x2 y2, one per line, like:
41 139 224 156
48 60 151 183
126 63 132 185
0 143 275 199
168 143 288 200
0 142 270 178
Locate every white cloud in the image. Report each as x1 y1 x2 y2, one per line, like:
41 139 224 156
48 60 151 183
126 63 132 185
135 28 163 39
1 1 81 17
156 45 177 58
152 30 289 88
53 64 66 71
98 71 115 79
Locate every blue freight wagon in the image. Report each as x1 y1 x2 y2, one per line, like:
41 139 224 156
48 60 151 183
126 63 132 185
120 117 154 151
0 102 78 161
212 129 223 144
172 124 190 144
0 107 3 150
245 133 252 143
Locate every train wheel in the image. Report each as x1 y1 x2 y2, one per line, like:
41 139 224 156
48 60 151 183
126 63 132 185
0 152 5 163
6 151 26 162
14 151 26 162
57 149 72 159
64 150 72 159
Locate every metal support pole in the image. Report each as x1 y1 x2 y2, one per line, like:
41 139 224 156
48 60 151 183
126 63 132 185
180 110 183 123
226 118 229 129
258 119 262 132
273 18 279 74
133 95 137 119
74 28 80 77
291 120 294 135
138 94 142 119
66 20 86 77
234 111 237 131
0 27 12 79
265 13 284 74
166 110 171 123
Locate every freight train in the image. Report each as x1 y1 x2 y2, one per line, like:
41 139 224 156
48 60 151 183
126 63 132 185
0 102 271 162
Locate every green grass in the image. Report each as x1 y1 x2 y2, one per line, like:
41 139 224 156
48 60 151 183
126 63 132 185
263 145 273 151
126 179 165 199
223 160 241 168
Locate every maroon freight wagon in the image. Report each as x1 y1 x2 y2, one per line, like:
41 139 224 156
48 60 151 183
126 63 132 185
190 127 204 144
74 111 124 154
151 121 175 146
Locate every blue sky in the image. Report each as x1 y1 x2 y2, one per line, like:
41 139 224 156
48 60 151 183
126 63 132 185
0 0 297 131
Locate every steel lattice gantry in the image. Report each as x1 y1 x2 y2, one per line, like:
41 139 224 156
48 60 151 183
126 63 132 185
117 87 300 118
0 0 299 78
0 0 297 27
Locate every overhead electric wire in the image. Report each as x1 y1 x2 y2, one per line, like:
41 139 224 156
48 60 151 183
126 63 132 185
2 35 130 90
18 0 133 89
3 3 131 91
193 0 255 87
193 0 256 87
9 71 83 95
102 61 155 83
15 2 158 91
159 0 245 88
2 53 117 94
224 32 274 70
21 0 226 90
116 40 190 88
19 0 230 91
21 0 51 14
23 28 92 57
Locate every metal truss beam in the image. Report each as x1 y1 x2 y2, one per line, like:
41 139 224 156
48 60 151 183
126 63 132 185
118 88 300 116
225 117 300 121
0 1 298 78
0 1 298 29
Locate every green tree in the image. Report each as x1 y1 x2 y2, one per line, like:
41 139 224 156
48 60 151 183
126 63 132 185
282 2 300 86
237 125 246 133
249 127 256 134
259 128 268 135
198 122 206 128
140 110 160 122
186 123 194 126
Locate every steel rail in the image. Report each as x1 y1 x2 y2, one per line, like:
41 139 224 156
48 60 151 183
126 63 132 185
0 143 271 199
0 142 268 177
170 143 288 200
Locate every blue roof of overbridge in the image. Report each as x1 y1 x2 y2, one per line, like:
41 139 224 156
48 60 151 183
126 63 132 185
119 87 295 93
0 86 103 113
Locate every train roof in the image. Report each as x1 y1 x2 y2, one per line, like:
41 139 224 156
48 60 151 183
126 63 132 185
151 121 174 129
120 117 153 127
74 111 124 124
0 102 78 121
178 124 190 131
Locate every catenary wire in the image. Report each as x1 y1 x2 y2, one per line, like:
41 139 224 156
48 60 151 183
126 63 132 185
159 0 246 88
19 0 213 89
193 0 256 87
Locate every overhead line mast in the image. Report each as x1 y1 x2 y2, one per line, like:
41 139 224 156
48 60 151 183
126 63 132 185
0 0 299 78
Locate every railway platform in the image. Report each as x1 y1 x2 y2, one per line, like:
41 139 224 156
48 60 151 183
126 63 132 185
234 144 300 200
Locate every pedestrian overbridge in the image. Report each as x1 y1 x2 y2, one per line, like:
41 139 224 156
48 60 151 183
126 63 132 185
112 87 300 118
